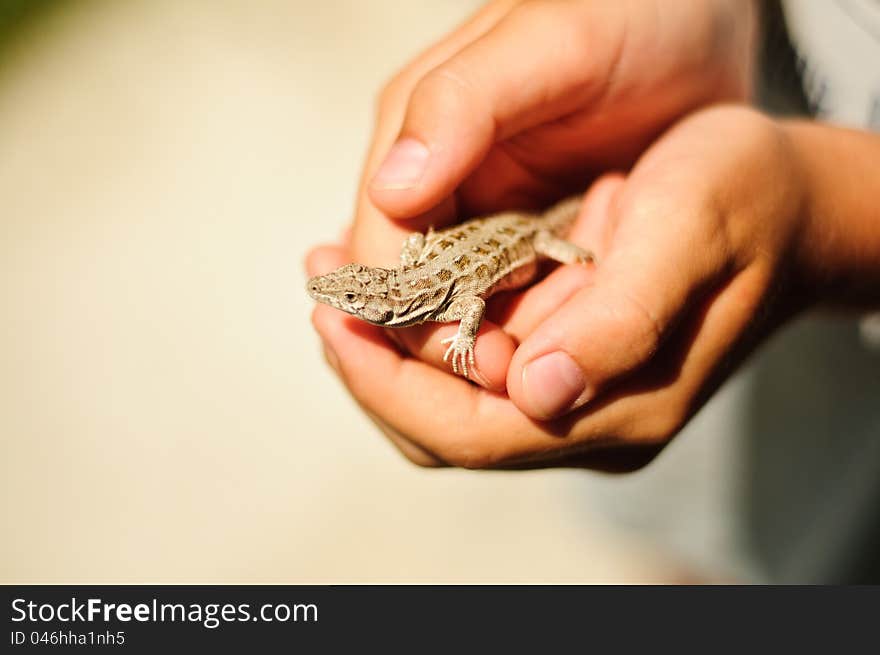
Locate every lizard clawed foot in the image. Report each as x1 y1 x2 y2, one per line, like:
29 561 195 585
440 334 476 379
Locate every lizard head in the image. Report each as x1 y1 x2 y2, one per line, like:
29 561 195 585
306 263 394 325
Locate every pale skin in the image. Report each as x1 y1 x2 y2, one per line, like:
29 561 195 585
306 0 880 469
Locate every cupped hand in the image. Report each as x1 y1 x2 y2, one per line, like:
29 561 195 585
309 105 813 469
339 0 757 391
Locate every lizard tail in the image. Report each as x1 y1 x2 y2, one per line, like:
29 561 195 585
541 195 583 236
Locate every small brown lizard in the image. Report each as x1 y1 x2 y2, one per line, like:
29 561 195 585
307 196 593 378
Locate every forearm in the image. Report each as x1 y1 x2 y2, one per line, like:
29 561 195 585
784 121 880 309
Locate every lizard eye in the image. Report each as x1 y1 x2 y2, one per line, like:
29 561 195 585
343 292 357 302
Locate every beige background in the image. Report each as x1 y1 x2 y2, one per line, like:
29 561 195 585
0 0 688 583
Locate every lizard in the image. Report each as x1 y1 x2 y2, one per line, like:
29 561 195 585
306 195 594 379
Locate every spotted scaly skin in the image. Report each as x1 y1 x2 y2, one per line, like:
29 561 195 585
307 196 594 378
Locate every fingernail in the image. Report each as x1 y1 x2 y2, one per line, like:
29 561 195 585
370 138 429 190
521 351 591 419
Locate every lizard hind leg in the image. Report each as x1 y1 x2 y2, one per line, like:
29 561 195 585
534 229 595 265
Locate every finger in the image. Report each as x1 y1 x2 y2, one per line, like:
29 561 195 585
368 0 523 147
317 320 447 468
491 174 625 339
507 187 732 420
495 263 774 468
351 0 522 265
360 0 524 198
310 257 449 466
312 302 565 468
368 0 626 218
339 224 352 249
315 307 662 470
387 320 514 392
305 244 349 277
364 408 449 468
364 0 524 176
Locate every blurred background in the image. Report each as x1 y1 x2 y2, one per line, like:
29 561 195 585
2 0 877 583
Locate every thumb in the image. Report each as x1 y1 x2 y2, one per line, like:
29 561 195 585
367 0 626 219
506 194 727 420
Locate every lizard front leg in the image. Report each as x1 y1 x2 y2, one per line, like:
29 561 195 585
534 229 594 265
433 295 485 378
399 232 425 267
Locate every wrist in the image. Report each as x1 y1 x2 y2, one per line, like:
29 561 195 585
781 120 880 309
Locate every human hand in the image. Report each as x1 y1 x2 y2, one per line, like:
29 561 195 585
338 0 758 393
308 105 821 469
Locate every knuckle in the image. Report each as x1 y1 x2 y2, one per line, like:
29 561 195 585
455 454 494 470
376 75 407 114
509 0 564 23
629 404 688 444
438 439 497 470
691 106 787 168
410 64 477 115
508 0 596 60
704 104 775 135
367 416 448 468
614 289 663 361
615 185 676 227
447 450 493 470
597 392 689 447
401 451 446 469
405 63 496 142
